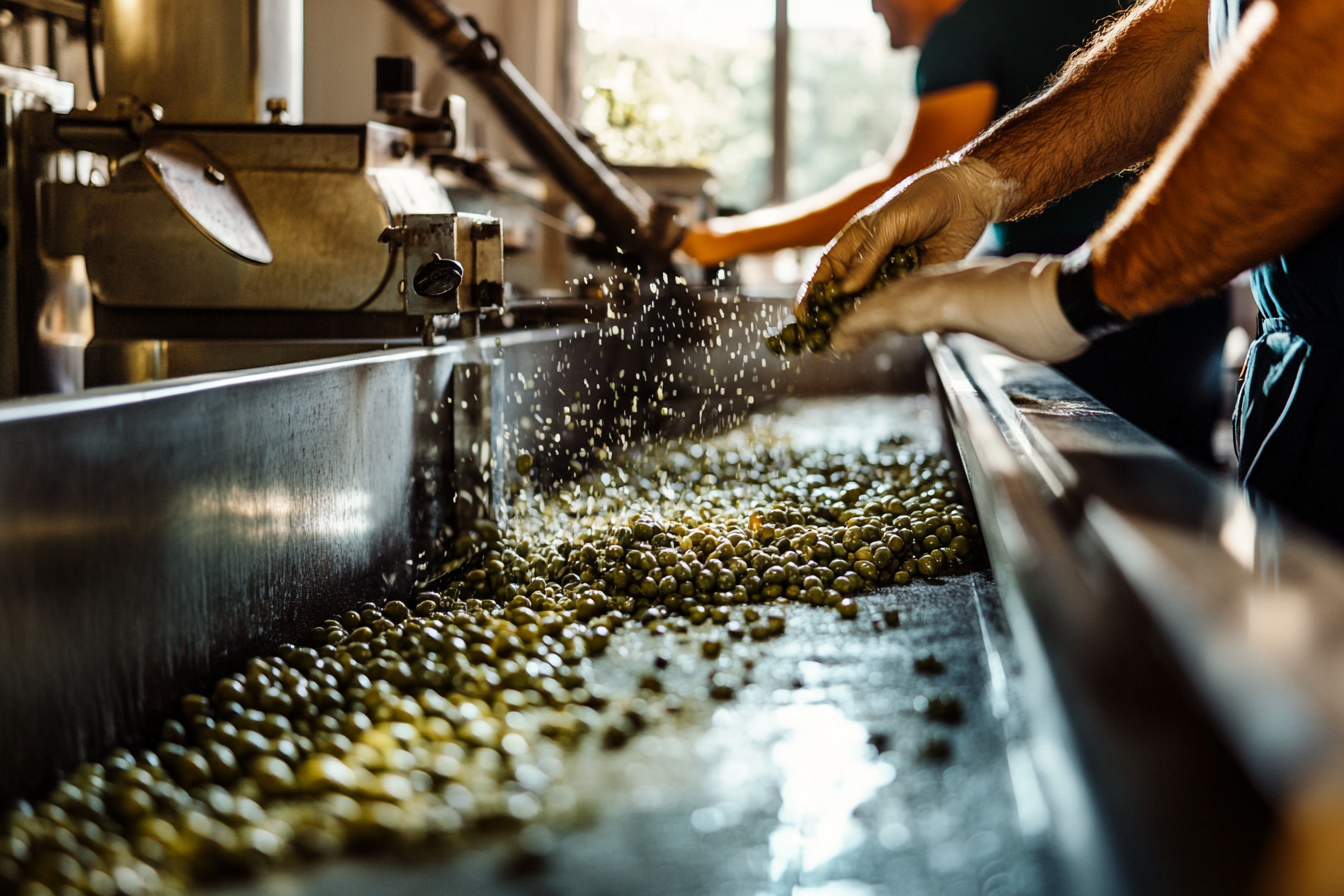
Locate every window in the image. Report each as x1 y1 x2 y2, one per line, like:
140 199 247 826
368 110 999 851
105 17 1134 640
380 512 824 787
578 0 914 214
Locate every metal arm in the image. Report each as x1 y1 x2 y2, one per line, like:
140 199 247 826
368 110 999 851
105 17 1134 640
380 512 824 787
382 0 683 261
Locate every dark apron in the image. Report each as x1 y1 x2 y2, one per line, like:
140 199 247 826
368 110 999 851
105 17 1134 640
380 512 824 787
1215 0 1344 545
1234 319 1344 544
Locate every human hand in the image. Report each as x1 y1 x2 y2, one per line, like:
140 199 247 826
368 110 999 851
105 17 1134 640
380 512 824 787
830 255 1091 363
679 220 739 267
798 157 1018 315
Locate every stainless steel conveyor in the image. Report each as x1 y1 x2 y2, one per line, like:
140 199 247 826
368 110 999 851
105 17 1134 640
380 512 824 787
3 293 1343 895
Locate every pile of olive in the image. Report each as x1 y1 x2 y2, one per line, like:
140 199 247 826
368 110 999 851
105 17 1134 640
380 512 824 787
504 432 976 619
0 427 976 896
766 245 920 357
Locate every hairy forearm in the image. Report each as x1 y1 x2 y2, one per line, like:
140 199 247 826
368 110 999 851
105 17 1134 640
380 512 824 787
965 0 1208 218
1093 0 1344 316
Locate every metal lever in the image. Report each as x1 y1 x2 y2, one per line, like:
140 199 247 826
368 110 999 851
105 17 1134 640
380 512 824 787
413 254 464 298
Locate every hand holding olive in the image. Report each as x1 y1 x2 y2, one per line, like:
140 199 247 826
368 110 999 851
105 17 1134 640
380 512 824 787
797 158 1019 318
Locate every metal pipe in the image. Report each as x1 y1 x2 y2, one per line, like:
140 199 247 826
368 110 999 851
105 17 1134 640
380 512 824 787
382 0 682 260
771 0 789 204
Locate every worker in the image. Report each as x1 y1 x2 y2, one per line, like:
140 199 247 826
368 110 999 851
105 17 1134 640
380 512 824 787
681 0 1228 465
810 0 1344 545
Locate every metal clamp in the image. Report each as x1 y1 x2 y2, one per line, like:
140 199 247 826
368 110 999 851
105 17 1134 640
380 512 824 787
381 212 504 316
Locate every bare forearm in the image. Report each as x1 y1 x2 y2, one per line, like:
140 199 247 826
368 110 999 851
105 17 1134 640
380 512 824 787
705 162 907 256
966 0 1208 218
685 84 997 264
1093 0 1344 316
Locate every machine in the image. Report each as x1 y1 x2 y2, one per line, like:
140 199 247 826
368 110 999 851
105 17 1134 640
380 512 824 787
1 3 1344 895
0 0 688 397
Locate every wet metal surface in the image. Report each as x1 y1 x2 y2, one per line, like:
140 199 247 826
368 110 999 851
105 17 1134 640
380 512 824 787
211 573 1050 896
208 398 1057 896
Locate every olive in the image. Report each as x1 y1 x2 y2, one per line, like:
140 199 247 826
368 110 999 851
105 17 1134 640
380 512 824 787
922 695 963 724
919 737 952 762
251 757 295 797
765 246 920 356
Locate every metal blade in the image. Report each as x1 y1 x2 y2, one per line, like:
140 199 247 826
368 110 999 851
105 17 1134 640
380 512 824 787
141 135 274 265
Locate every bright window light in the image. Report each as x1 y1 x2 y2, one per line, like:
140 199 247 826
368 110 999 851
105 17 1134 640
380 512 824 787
578 0 914 213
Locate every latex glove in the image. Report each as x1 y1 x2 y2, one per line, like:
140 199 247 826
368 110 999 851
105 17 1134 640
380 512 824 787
831 255 1091 363
799 157 1018 315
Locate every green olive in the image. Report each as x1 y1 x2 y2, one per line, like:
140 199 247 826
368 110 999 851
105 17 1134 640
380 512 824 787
765 246 920 356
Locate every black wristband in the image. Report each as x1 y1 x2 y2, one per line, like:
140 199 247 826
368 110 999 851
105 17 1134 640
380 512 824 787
1056 246 1129 340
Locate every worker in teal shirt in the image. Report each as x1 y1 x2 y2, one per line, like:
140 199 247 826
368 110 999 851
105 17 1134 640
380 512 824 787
810 0 1344 545
683 0 1228 465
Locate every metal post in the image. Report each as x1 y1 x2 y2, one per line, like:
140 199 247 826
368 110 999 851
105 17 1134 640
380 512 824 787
770 0 789 204
452 361 495 531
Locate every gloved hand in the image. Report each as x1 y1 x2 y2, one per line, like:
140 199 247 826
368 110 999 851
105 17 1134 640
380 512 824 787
798 157 1019 315
830 255 1092 363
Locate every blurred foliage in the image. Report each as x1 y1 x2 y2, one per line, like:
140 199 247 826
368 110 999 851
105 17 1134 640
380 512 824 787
580 30 774 212
788 32 915 199
579 10 914 213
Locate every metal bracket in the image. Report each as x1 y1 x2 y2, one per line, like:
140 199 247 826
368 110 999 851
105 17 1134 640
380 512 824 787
384 212 505 316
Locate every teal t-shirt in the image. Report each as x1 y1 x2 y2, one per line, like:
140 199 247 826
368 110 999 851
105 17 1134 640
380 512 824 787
915 0 1132 254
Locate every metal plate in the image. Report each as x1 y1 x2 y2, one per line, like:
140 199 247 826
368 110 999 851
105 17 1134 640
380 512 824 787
141 136 274 264
85 170 395 311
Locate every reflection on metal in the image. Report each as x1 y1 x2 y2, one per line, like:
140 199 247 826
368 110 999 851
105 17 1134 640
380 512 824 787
1 66 80 398
1220 490 1258 570
0 62 74 113
695 704 901 877
141 136 274 264
452 361 495 529
766 704 896 879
